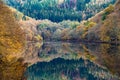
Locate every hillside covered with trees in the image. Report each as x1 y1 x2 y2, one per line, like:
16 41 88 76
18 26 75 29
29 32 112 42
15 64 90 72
0 1 27 80
35 0 120 43
4 0 116 22
2 0 120 43
0 1 25 61
0 0 120 79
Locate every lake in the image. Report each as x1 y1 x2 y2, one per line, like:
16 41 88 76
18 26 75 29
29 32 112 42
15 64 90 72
23 41 120 80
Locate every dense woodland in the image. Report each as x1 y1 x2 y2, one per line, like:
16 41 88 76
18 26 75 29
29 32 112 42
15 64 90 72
0 2 27 80
5 0 116 22
35 1 120 43
0 0 120 79
0 2 25 61
26 57 118 80
4 0 119 43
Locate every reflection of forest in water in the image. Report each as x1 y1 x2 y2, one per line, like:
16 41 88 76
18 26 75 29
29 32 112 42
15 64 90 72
24 42 120 80
0 57 27 80
0 42 120 80
26 58 119 80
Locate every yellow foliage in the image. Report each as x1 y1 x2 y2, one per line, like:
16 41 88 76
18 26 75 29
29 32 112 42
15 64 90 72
81 21 96 39
0 57 27 80
100 35 110 42
104 4 114 14
83 45 96 61
0 3 25 61
0 3 26 79
34 35 43 41
83 21 96 31
86 53 96 61
88 21 96 28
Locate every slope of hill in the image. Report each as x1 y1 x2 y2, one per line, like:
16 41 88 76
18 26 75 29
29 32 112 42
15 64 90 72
4 0 116 22
78 0 120 43
88 0 120 43
0 2 25 61
35 0 120 43
0 2 27 80
2 0 119 43
8 6 43 42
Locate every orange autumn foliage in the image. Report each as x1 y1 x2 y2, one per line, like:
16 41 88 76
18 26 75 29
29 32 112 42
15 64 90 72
0 2 25 61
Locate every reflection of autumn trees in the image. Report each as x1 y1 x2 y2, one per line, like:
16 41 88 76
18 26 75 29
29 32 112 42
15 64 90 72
99 44 120 76
22 42 43 64
26 58 119 80
37 42 120 77
0 58 27 80
37 42 98 63
79 43 120 76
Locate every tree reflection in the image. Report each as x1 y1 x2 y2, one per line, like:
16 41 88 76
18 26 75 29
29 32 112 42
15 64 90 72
100 44 120 76
25 58 119 80
0 57 27 80
24 42 120 80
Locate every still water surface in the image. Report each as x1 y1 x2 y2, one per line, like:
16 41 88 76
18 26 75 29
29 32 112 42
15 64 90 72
24 42 120 80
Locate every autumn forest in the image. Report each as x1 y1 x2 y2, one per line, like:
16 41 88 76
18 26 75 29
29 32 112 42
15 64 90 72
0 0 120 80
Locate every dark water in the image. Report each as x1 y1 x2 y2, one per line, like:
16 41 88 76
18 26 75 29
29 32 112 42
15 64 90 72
24 42 120 80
